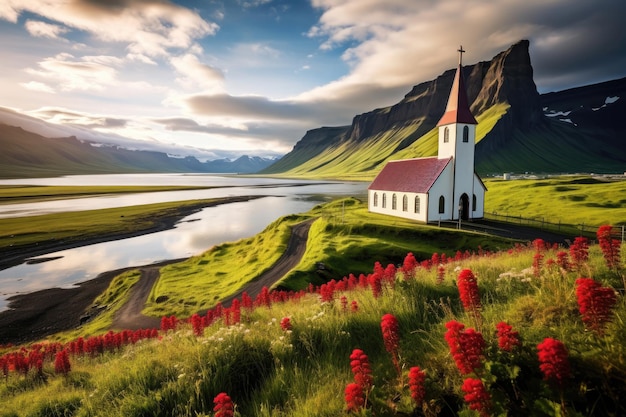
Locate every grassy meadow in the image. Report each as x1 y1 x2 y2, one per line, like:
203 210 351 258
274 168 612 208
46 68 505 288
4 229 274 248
1 220 624 416
1 176 626 416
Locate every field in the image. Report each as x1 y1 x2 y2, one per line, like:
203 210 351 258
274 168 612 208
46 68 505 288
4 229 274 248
0 210 624 416
0 177 625 416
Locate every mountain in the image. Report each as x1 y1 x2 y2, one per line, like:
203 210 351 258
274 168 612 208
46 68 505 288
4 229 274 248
0 124 276 178
261 40 626 178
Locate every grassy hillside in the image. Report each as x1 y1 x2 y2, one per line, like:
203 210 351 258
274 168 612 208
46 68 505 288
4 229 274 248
267 104 510 181
1 210 624 416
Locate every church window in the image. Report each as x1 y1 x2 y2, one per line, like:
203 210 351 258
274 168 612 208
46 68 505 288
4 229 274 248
415 196 420 213
373 193 378 207
443 127 449 143
463 126 469 142
402 195 408 211
392 194 397 210
438 196 445 214
382 193 387 208
472 194 477 211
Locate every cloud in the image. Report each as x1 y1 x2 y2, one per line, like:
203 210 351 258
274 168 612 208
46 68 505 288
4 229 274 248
24 19 69 39
1 0 219 57
20 81 55 93
25 53 121 91
170 53 225 92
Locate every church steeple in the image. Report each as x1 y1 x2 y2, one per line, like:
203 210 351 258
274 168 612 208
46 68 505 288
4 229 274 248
437 46 477 126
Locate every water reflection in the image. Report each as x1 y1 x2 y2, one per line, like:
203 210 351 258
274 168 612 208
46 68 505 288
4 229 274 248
0 175 368 310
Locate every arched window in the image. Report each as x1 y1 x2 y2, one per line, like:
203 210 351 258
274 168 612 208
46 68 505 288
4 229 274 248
402 195 408 211
392 193 397 210
438 196 445 214
443 127 449 143
414 196 420 213
463 125 469 143
373 192 378 207
472 194 477 211
382 193 387 208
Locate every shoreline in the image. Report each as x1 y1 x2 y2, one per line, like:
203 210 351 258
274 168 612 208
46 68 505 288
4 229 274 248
0 195 265 345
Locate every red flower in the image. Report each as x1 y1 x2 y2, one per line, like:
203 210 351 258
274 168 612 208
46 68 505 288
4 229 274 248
495 321 520 352
280 317 292 331
437 265 446 284
381 314 401 375
597 225 622 270
569 237 589 271
555 251 569 271
350 300 359 312
537 338 571 388
408 366 426 406
402 252 418 279
444 321 485 375
462 378 491 417
350 348 373 391
344 382 365 412
213 392 234 417
457 269 481 314
575 278 617 334
532 252 544 277
369 273 383 299
54 349 71 376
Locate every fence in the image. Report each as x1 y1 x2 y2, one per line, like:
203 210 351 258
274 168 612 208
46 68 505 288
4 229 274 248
484 212 625 242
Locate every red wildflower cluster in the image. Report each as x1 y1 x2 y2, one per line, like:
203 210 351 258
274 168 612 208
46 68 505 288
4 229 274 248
575 278 617 334
54 349 71 376
597 225 622 270
351 300 359 312
349 348 373 392
461 377 491 417
556 251 570 271
380 313 401 375
495 321 521 352
402 252 418 279
369 273 383 299
213 392 234 417
533 238 547 252
161 315 179 332
532 252 544 277
569 237 589 271
408 366 426 406
537 338 571 388
280 317 292 331
444 321 486 375
344 382 365 412
457 269 481 314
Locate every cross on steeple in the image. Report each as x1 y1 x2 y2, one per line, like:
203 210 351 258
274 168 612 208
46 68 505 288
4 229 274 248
458 45 465 66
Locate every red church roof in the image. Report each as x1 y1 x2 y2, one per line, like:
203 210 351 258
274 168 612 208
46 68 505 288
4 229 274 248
368 157 451 193
437 63 477 126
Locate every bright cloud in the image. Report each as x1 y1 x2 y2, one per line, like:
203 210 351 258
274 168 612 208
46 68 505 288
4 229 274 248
24 19 69 39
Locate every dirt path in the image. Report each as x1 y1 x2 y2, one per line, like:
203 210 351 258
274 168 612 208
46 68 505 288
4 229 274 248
111 267 162 330
111 218 317 329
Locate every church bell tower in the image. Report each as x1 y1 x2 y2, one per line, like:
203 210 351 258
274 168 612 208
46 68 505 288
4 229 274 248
436 46 478 221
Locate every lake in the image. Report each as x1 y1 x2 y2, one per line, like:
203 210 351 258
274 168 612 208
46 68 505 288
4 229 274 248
0 174 368 310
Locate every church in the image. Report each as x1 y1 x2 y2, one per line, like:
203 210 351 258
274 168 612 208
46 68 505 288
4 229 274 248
368 47 486 223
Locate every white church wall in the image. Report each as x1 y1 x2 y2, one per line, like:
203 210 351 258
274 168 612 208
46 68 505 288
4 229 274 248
471 175 485 218
368 189 429 222
427 164 454 222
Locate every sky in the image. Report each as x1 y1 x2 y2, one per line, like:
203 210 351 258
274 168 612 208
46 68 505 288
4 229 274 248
1 0 625 161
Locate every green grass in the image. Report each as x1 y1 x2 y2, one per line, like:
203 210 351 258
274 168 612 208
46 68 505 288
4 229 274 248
0 198 235 251
0 185 216 205
142 198 515 318
1 237 625 416
484 175 626 226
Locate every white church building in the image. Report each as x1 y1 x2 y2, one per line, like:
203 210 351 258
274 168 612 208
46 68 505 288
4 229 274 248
368 47 486 223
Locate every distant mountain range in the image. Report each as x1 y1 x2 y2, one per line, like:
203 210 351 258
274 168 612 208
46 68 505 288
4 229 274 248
261 40 626 178
0 124 277 178
1 40 624 179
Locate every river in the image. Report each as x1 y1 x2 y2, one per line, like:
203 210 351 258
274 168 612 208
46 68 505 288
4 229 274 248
0 174 368 310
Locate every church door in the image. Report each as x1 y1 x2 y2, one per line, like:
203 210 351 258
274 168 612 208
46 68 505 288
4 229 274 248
459 194 470 221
